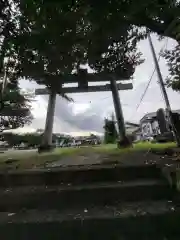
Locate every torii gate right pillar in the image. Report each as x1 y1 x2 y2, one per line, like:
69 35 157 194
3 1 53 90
110 78 132 148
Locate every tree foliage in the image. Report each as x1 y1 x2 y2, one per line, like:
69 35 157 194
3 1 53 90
86 0 180 42
6 0 143 90
2 131 58 147
1 0 179 95
104 114 117 144
2 132 41 147
0 0 21 75
0 81 32 132
162 45 180 91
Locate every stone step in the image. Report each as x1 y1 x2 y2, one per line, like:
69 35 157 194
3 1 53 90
0 201 179 239
0 164 162 187
0 179 173 211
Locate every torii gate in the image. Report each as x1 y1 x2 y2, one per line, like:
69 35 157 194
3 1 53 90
35 69 133 150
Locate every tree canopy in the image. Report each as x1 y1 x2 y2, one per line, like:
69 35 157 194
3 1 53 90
86 0 179 42
2 131 60 147
104 113 117 144
162 45 180 91
0 0 144 91
0 81 32 132
1 0 179 94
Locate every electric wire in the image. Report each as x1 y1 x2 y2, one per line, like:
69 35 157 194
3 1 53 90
129 38 168 119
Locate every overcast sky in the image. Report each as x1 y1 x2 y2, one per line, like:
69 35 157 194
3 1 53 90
19 34 180 135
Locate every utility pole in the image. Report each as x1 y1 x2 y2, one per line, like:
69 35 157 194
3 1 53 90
110 78 131 147
148 33 180 146
148 34 171 111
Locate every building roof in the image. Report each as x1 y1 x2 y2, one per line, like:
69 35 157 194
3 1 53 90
140 112 156 123
125 122 139 128
173 109 180 114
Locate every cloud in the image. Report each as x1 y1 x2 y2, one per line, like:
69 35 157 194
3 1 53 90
53 95 105 132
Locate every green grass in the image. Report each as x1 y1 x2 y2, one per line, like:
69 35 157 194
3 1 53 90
133 141 176 150
93 142 177 154
0 142 177 170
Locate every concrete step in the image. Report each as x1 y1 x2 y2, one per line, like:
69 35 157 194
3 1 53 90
0 179 173 211
0 201 179 239
0 164 162 187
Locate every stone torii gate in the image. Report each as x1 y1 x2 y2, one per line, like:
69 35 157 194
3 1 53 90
35 69 133 150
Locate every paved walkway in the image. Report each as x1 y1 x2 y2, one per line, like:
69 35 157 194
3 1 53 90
45 150 166 168
47 152 104 168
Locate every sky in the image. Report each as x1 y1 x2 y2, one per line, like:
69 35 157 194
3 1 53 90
19 34 180 135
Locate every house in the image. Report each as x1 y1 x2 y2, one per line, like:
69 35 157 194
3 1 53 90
125 122 140 135
74 134 101 145
140 112 160 139
140 109 180 140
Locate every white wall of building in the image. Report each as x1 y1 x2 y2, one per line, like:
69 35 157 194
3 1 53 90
141 120 160 138
141 122 153 137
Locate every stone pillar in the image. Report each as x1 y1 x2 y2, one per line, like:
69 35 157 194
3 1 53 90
110 78 131 148
39 89 56 152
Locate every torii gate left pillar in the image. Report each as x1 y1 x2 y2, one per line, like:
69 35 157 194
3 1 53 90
38 89 56 152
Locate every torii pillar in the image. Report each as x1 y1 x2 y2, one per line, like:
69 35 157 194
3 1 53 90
38 89 56 152
110 78 131 147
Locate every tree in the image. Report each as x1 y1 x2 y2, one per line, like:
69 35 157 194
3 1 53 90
10 0 143 84
2 133 22 147
2 132 40 147
3 1 180 82
85 0 180 42
0 1 14 73
22 133 42 147
162 45 180 91
84 0 180 96
0 81 33 132
0 1 144 92
13 0 179 98
104 113 117 144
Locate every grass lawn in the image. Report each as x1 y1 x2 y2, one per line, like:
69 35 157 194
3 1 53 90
93 142 177 154
0 142 177 170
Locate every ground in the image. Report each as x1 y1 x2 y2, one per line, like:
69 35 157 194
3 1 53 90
0 142 180 239
0 142 177 171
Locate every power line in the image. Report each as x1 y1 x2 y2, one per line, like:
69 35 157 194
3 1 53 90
130 38 168 119
135 68 156 112
132 16 177 115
